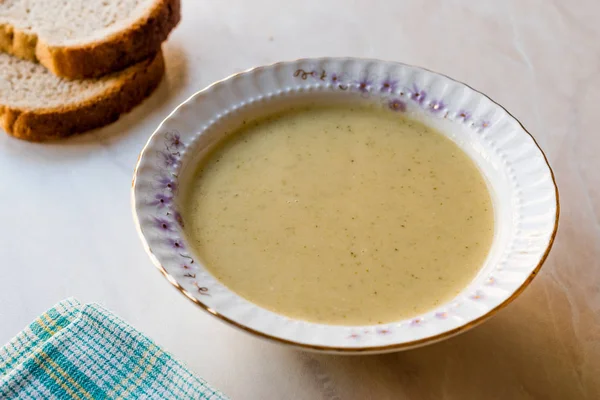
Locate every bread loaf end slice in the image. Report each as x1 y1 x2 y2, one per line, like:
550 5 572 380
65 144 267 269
0 50 165 141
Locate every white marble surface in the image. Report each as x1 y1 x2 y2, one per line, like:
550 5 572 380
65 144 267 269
1 0 598 398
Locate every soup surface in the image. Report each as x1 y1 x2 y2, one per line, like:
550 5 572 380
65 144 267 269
184 105 494 325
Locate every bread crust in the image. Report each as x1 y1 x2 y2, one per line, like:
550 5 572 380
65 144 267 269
0 0 180 79
0 51 165 141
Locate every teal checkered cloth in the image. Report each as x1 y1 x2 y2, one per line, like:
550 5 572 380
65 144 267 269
0 299 228 399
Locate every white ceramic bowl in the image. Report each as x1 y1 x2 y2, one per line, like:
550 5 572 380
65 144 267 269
132 58 559 354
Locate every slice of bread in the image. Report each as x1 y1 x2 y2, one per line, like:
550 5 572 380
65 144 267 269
0 50 164 141
0 0 179 79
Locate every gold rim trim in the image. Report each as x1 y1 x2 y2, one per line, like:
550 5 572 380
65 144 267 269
132 58 560 353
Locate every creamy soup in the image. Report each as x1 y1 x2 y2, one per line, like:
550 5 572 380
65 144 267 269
184 105 494 325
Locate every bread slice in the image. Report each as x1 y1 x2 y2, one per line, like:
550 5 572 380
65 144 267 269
0 50 164 141
0 0 179 79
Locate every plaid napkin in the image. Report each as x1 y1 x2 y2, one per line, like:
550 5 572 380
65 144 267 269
0 299 227 399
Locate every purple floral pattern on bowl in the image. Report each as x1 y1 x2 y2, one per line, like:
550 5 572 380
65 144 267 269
354 77 373 94
428 99 446 114
457 110 471 122
388 98 407 112
410 87 426 105
435 311 449 319
149 193 173 208
148 133 210 296
380 79 398 93
155 175 177 192
292 69 492 131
